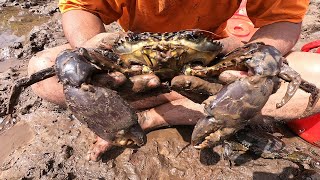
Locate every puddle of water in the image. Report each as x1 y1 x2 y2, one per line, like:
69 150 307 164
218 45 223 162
0 6 50 36
0 6 50 48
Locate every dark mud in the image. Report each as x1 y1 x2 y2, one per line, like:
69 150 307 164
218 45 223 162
0 0 320 179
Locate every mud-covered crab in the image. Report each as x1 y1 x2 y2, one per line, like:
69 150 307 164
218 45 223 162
6 30 320 155
6 30 225 149
223 127 320 170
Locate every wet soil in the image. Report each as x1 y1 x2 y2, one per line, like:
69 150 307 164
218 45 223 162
293 1 320 52
0 1 320 179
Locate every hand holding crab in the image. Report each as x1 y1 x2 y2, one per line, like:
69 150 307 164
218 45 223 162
6 30 320 161
6 30 226 153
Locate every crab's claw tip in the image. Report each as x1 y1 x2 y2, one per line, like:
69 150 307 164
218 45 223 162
127 123 147 147
191 117 220 149
114 123 147 148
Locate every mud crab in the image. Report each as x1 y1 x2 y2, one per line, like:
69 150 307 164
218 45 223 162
6 30 320 154
6 30 225 149
223 126 320 170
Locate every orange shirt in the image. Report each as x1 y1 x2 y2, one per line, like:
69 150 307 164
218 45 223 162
58 0 309 37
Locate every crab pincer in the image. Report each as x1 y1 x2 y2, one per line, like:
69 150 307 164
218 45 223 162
192 76 279 149
190 43 320 150
55 49 147 147
7 47 147 148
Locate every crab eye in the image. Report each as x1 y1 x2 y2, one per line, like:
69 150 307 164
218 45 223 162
184 32 202 42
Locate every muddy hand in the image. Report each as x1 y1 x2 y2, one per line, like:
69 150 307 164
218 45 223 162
170 69 249 103
171 75 223 103
92 72 161 93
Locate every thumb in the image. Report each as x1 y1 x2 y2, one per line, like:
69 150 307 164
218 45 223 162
219 70 249 84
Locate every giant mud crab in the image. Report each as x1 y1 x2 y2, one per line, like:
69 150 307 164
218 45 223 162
223 125 320 170
5 30 320 154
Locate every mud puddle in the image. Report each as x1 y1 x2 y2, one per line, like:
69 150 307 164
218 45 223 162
0 6 52 60
0 6 50 37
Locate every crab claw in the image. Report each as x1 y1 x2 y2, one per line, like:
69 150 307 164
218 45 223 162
192 116 241 149
191 116 223 149
64 85 147 147
192 76 278 149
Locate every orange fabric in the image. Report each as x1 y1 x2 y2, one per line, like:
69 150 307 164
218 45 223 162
58 0 309 37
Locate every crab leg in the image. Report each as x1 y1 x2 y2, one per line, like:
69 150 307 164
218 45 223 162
278 63 320 117
222 130 320 170
276 63 302 109
298 80 320 117
171 75 223 103
7 66 56 115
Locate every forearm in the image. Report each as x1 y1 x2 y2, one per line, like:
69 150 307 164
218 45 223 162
249 22 302 55
62 10 106 48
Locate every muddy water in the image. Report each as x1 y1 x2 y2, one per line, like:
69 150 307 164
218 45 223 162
0 6 50 36
0 6 49 48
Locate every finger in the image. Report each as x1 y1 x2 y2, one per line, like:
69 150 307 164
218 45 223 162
91 71 127 89
128 74 161 93
98 32 127 49
86 135 112 161
82 32 126 49
130 91 185 110
171 75 223 103
218 70 249 84
92 72 162 92
218 36 244 54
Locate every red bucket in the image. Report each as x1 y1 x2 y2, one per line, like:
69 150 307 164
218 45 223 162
301 40 320 54
288 41 320 147
287 114 320 147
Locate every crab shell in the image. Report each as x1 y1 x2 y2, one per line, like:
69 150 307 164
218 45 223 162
112 30 223 79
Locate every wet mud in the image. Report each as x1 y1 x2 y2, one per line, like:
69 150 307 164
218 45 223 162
0 0 320 179
294 1 320 52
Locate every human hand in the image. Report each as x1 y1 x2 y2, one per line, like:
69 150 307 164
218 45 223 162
81 32 127 49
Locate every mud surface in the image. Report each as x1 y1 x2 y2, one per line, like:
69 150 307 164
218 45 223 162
1 1 320 179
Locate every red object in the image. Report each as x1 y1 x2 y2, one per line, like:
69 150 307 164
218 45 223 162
226 0 258 42
290 40 320 147
287 114 320 147
301 40 320 53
